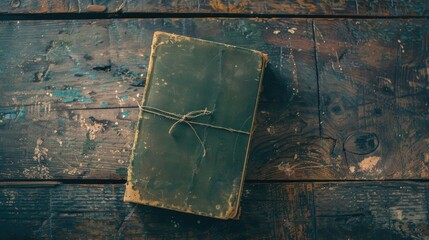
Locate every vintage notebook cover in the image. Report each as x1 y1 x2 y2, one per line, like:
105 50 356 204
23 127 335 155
124 31 268 219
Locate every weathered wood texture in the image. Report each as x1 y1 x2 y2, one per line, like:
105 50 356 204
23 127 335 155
0 19 327 180
2 19 428 180
0 182 315 239
1 181 427 239
0 20 148 109
315 181 429 239
1 2 428 240
0 19 315 109
316 19 429 179
1 0 429 16
0 108 138 180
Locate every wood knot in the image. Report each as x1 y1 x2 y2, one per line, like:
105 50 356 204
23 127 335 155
344 132 379 155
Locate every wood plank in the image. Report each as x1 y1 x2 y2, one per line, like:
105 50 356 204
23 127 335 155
0 19 315 108
2 19 428 181
0 182 314 239
1 0 428 16
316 19 429 179
0 107 138 180
315 181 429 239
0 0 123 14
1 181 428 239
1 18 330 181
0 20 146 109
245 20 342 180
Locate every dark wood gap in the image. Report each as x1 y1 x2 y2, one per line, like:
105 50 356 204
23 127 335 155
0 179 127 185
246 179 429 183
2 179 429 185
0 12 428 21
311 20 322 137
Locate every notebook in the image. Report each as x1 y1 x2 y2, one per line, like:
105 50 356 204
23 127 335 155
124 31 268 219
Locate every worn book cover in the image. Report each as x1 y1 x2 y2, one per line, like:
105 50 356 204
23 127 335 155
124 31 268 219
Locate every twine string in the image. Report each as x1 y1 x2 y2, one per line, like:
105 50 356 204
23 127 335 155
135 101 250 157
168 108 212 135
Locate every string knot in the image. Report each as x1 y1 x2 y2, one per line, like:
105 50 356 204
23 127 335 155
167 108 213 157
135 101 250 158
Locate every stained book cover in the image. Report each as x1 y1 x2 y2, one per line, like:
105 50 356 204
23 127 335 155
124 31 268 219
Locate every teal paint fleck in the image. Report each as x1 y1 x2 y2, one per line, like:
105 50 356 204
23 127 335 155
0 108 10 114
78 97 93 103
53 90 82 98
53 90 93 103
17 107 27 120
122 111 129 118
0 107 26 121
87 74 97 80
63 97 75 103
3 113 17 120
101 102 108 108
70 67 82 71
119 95 129 100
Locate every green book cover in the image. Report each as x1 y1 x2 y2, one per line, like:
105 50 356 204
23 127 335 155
124 31 268 219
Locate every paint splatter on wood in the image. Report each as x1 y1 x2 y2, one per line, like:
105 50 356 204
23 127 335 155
0 108 137 179
358 156 381 172
0 18 328 181
23 138 52 179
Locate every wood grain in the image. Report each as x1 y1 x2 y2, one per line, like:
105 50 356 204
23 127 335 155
0 108 138 180
0 1 428 239
0 19 316 109
0 19 327 181
1 181 427 239
315 181 429 239
0 0 123 14
246 20 340 180
2 19 428 181
316 19 429 180
0 182 314 239
0 20 148 109
1 0 428 16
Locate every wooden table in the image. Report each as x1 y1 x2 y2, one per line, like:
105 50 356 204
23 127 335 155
0 1 428 239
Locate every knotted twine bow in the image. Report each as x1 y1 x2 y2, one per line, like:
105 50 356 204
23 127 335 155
135 101 251 157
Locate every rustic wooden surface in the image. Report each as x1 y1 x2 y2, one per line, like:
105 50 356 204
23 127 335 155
0 1 429 239
0 182 314 239
1 0 429 16
316 19 429 180
314 181 429 239
2 18 428 181
1 181 428 239
0 19 326 180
